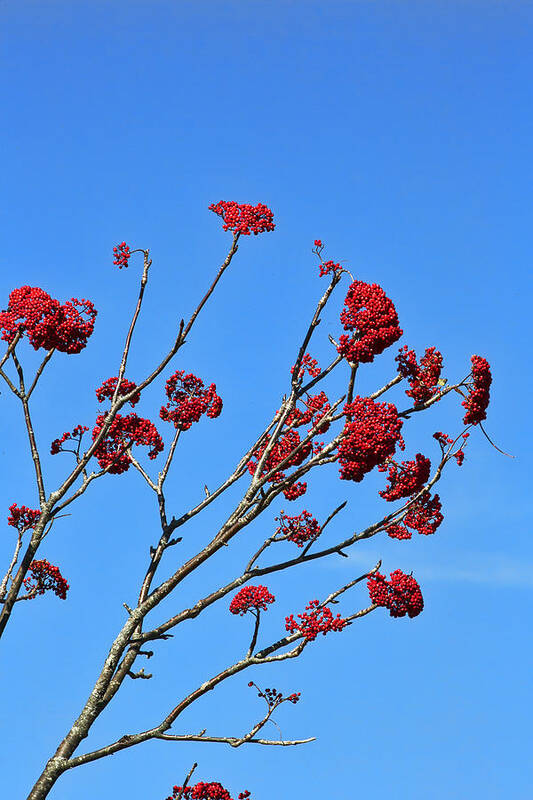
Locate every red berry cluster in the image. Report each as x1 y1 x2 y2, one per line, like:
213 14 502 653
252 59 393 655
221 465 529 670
91 412 164 474
379 453 431 502
160 370 222 431
248 388 330 500
96 376 140 407
433 431 469 466
208 200 275 236
286 692 301 704
291 352 321 379
338 397 404 482
319 259 342 278
282 481 308 501
275 509 321 548
337 281 402 364
50 424 90 455
386 491 443 540
0 287 97 354
23 559 69 600
367 569 423 618
396 346 444 405
167 782 251 800
7 503 41 533
454 448 465 466
285 599 347 641
312 239 342 277
285 391 331 435
113 242 131 268
229 585 276 616
433 431 454 449
462 355 491 425
248 431 312 496
248 681 301 707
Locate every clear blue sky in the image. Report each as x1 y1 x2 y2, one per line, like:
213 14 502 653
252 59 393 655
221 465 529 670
1 2 531 799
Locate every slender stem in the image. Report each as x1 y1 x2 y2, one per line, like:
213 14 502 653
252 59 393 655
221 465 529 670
111 250 152 406
0 329 22 370
27 349 55 399
247 610 261 658
11 352 46 505
0 531 23 601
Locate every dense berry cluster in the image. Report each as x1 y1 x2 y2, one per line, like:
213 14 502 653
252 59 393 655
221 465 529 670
386 492 443 540
229 585 276 616
113 242 131 268
367 569 423 618
319 259 342 278
248 430 313 497
0 287 97 354
291 353 321 379
160 370 222 431
209 200 275 236
282 481 308 501
96 376 140 407
7 503 41 533
23 560 69 600
462 355 491 425
285 391 331 434
50 424 90 455
285 599 347 641
338 397 404 482
379 453 431 501
337 281 402 364
91 412 164 474
396 346 444 405
275 510 321 547
166 782 251 800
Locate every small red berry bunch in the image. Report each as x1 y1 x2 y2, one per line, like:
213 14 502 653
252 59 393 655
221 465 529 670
160 370 222 431
247 680 301 707
113 242 131 268
23 560 69 600
0 287 97 354
319 259 342 278
291 352 321 380
367 569 423 618
285 391 331 435
275 510 321 548
166 782 251 800
282 481 308 501
338 397 404 483
91 412 164 474
379 453 431 502
337 281 402 364
209 200 275 236
50 424 90 455
312 239 342 277
462 355 491 425
95 376 140 407
396 346 444 405
229 585 275 616
285 599 347 641
386 491 443 540
7 503 41 533
433 431 469 466
248 431 311 501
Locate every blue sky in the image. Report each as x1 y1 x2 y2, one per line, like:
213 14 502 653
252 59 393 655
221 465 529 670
1 1 531 798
